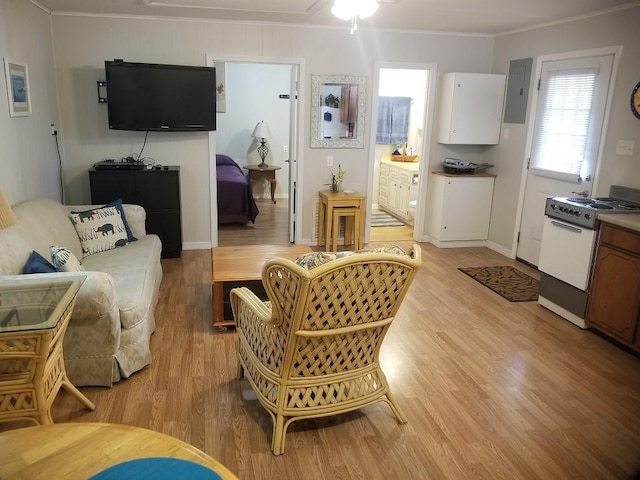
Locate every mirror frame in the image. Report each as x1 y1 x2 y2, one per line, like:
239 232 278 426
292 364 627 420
310 74 367 149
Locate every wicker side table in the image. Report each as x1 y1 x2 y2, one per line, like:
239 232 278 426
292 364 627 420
0 276 95 426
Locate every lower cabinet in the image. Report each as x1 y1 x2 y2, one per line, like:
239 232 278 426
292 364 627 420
89 167 182 258
586 223 640 351
426 172 495 247
378 160 418 223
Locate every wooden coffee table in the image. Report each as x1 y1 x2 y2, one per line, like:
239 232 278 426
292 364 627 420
211 244 312 328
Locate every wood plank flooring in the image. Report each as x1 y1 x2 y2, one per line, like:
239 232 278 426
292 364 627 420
8 199 637 478
37 240 640 479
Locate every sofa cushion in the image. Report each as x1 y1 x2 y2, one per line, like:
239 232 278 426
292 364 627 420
23 250 57 274
82 234 162 330
50 245 85 272
70 205 129 256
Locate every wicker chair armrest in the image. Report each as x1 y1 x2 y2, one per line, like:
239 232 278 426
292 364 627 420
230 287 286 373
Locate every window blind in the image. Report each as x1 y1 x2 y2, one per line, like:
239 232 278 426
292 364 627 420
530 67 598 181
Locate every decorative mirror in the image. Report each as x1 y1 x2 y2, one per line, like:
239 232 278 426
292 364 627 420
310 74 367 148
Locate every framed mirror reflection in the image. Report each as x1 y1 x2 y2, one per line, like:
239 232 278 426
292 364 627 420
310 74 366 148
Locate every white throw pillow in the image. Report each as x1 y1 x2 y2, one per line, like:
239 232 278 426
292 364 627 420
50 245 85 272
69 205 129 257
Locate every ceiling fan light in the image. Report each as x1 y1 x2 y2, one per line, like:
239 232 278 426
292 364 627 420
331 0 353 20
331 0 379 21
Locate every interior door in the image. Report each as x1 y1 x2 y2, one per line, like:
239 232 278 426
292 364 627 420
517 54 614 266
288 65 299 243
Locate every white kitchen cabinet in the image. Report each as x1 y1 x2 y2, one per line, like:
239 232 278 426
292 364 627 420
427 172 495 247
378 159 419 223
436 73 506 145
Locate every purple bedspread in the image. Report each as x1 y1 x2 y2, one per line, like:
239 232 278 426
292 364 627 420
216 154 259 223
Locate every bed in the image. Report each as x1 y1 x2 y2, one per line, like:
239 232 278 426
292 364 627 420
216 154 260 224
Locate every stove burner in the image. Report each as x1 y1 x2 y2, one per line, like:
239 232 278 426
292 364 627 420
567 197 592 204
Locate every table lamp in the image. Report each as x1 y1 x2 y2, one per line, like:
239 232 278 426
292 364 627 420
252 120 272 168
0 189 17 229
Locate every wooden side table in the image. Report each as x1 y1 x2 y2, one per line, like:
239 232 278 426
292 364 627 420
318 190 366 251
0 422 238 479
243 165 282 204
0 277 95 426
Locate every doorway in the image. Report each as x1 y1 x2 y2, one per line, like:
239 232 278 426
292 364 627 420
207 59 301 248
370 66 430 243
516 49 617 265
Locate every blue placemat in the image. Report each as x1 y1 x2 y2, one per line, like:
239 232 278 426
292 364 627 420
90 457 223 479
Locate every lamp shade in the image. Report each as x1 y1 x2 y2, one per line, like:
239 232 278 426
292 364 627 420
252 121 272 140
0 189 17 229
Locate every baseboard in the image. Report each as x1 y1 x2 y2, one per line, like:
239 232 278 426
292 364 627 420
486 241 515 259
183 241 212 250
427 237 488 248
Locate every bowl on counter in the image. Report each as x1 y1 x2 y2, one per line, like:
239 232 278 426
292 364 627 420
442 158 494 174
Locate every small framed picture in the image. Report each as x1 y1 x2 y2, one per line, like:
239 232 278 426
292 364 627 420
4 58 31 117
214 61 226 113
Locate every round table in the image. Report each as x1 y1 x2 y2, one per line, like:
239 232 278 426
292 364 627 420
0 422 238 479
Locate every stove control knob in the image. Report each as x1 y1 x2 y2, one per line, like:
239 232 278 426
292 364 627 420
568 209 574 215
550 203 557 209
585 213 591 220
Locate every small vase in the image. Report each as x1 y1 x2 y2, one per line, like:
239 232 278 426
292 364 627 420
331 183 339 193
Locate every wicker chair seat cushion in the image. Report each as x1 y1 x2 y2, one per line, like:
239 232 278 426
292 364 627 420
294 245 408 270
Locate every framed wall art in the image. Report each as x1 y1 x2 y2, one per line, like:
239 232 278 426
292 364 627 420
3 59 31 117
214 61 226 113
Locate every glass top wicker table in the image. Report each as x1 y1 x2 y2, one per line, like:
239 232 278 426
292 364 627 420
0 276 95 426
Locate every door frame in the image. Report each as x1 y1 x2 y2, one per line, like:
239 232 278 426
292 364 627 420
511 45 622 259
206 54 306 247
366 61 438 243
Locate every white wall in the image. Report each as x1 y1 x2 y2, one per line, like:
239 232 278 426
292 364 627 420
0 0 61 206
486 6 640 255
215 62 291 199
50 14 495 246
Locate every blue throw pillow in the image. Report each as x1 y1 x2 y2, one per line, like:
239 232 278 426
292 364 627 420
72 199 137 242
23 250 57 274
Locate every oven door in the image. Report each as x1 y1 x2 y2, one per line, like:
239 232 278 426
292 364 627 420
538 216 598 291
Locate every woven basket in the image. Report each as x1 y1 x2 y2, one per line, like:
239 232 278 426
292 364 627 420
391 154 418 163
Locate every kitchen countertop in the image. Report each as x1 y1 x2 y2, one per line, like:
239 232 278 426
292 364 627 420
381 157 420 172
598 213 640 232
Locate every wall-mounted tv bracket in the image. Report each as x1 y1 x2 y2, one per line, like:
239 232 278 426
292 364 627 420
97 81 107 103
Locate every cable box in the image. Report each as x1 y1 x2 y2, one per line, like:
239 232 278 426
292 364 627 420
93 160 145 170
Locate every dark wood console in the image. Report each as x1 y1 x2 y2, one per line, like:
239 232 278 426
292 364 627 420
89 166 182 258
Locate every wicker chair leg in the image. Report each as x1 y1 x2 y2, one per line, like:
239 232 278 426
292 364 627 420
271 414 286 455
385 392 408 424
237 361 244 380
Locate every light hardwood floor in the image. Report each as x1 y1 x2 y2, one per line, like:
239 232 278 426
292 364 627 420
219 199 415 246
39 240 640 479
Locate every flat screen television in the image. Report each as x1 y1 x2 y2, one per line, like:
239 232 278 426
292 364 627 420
105 60 216 132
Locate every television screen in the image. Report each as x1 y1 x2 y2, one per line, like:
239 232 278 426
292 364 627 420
105 60 216 132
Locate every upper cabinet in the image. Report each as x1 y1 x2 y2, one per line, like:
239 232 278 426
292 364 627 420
436 73 506 145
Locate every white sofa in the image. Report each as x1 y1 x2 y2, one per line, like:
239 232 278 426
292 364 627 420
0 198 162 387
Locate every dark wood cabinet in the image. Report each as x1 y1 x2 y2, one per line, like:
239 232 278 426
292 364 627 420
89 167 182 258
586 223 640 351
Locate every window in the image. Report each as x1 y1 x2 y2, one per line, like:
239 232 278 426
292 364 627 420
529 55 613 183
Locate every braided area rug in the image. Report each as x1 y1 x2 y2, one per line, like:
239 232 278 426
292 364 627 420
458 265 539 302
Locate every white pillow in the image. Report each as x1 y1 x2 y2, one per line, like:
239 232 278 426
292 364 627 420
50 245 85 272
69 205 129 257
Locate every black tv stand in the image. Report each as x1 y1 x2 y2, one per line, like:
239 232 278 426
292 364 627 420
89 166 182 258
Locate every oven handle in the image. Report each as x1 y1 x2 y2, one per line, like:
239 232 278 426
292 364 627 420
550 220 583 233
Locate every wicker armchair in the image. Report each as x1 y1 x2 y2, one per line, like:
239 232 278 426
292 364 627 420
230 244 421 455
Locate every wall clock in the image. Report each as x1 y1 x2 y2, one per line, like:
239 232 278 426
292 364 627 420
631 80 640 120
